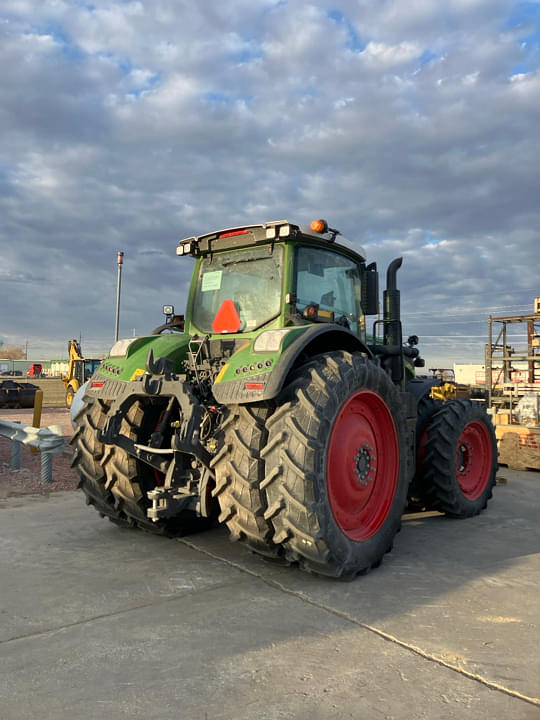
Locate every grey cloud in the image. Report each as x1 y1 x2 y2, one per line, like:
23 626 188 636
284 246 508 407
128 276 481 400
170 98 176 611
0 0 538 368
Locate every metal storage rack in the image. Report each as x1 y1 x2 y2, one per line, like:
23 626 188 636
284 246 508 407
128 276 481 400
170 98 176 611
485 307 540 424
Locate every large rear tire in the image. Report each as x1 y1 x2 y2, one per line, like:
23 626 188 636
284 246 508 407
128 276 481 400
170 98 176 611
262 351 409 578
71 398 132 527
211 403 281 557
423 400 497 517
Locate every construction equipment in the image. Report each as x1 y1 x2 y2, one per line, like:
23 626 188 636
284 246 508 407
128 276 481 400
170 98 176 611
27 363 43 378
62 340 102 409
71 219 497 578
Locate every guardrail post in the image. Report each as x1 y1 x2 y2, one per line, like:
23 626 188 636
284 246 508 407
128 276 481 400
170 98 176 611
11 422 21 470
41 452 53 484
0 419 65 484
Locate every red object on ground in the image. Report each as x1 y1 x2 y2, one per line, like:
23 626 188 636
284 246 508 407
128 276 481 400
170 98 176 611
27 364 43 377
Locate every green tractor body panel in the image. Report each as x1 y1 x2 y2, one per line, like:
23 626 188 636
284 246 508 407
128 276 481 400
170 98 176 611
98 333 192 382
211 323 370 404
93 321 369 405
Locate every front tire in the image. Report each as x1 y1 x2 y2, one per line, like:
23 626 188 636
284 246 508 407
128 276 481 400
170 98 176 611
71 398 132 527
102 401 213 536
66 386 75 409
262 352 409 578
423 400 497 517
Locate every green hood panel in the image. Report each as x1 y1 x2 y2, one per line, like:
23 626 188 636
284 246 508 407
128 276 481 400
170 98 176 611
99 334 191 381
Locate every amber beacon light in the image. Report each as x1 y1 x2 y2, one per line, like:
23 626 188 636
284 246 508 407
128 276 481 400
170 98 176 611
311 219 328 233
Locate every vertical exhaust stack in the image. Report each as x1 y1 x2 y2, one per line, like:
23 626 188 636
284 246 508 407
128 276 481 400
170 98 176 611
384 257 403 384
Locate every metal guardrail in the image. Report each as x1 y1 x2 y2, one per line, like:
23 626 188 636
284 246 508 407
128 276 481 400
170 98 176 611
0 419 67 484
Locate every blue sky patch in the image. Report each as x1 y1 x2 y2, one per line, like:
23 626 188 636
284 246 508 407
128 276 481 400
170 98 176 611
419 49 439 67
27 20 84 61
424 232 442 246
506 1 540 28
507 1 540 73
328 10 366 52
228 45 264 65
205 92 233 105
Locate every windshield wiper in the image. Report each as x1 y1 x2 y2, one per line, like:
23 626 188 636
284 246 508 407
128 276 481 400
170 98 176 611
221 257 270 267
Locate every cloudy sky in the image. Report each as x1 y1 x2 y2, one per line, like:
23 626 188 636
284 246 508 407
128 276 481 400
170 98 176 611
1 0 539 367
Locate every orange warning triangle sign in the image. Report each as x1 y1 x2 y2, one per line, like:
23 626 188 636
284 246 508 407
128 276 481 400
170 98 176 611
212 299 242 333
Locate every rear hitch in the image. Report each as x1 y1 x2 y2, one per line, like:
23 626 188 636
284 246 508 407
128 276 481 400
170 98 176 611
96 351 216 522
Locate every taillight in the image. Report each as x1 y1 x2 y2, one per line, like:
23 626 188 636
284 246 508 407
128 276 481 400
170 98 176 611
219 229 249 238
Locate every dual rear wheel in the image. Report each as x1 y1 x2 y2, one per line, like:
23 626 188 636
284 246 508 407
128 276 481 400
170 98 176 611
72 399 214 537
422 399 497 516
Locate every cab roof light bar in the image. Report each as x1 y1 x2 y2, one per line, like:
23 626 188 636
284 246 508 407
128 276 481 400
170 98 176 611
176 219 354 257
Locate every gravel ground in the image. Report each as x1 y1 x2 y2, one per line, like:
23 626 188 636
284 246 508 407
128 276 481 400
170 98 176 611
0 407 78 498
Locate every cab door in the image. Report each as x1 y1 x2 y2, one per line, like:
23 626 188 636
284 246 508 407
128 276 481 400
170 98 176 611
295 246 364 338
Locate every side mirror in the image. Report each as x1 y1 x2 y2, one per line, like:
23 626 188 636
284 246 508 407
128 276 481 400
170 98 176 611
362 263 379 316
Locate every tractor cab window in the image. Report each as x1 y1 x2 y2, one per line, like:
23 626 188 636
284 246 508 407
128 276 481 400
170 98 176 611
192 245 284 333
295 246 363 334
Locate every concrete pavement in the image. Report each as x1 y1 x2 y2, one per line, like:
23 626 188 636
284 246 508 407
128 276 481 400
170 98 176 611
1 469 539 719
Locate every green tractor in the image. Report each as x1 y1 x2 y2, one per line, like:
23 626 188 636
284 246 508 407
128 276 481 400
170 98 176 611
71 219 497 578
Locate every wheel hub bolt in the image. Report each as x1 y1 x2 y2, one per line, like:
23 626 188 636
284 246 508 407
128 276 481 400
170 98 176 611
354 446 376 486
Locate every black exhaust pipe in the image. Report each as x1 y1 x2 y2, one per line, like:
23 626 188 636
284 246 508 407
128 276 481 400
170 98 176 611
383 257 403 384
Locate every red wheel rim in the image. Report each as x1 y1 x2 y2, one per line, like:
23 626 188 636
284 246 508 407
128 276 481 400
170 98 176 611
456 420 492 499
327 390 399 541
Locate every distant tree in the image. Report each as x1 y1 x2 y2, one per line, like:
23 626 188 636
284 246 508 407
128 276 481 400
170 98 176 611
1 345 25 360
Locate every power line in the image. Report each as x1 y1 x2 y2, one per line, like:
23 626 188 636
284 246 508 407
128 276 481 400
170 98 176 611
403 304 534 318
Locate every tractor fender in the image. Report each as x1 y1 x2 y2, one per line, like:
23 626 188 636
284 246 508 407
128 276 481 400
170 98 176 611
405 377 439 406
212 325 372 405
262 325 373 402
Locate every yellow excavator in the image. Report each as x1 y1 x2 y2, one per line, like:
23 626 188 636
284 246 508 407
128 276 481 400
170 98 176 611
62 340 102 408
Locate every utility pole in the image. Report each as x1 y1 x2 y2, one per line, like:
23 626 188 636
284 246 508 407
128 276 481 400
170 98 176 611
115 251 124 342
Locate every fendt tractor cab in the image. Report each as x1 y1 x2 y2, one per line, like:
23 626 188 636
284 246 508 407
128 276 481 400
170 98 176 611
72 219 497 578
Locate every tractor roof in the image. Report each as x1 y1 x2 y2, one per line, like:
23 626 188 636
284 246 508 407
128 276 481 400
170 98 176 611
177 220 367 263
